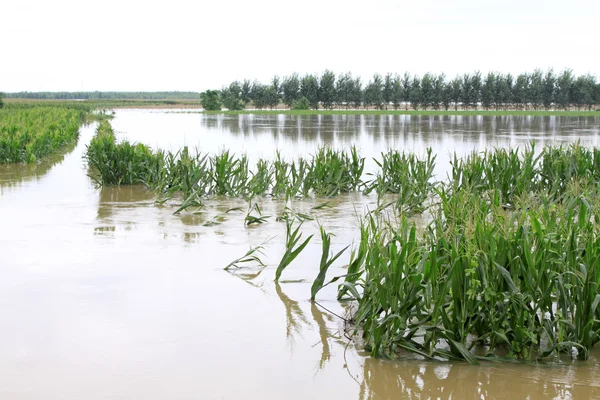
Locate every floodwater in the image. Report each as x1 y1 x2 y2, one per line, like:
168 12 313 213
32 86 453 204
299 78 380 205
1 111 600 400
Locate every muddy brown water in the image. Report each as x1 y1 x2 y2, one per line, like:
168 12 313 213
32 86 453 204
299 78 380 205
1 111 600 399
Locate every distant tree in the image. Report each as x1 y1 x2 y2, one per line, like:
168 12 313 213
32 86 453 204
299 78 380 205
470 71 482 109
382 73 394 110
513 73 530 110
300 74 320 109
392 74 403 110
241 80 252 105
335 72 352 108
409 76 422 110
447 77 460 110
250 81 266 109
0 92 3 108
364 74 384 110
530 69 544 110
200 90 222 111
319 70 337 109
401 73 411 110
431 74 445 110
348 76 363 109
221 81 245 110
264 85 280 109
542 69 556 110
421 73 434 109
556 70 574 110
460 73 472 110
281 74 301 108
572 74 597 110
271 75 281 100
441 82 452 111
481 72 496 110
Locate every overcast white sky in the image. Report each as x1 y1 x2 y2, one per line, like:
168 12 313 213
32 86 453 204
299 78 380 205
2 0 599 92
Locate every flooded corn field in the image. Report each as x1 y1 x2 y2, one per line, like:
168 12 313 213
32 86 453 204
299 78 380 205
1 111 600 399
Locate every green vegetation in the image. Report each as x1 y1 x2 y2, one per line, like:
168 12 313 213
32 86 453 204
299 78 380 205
86 122 432 213
200 90 222 111
0 92 4 108
339 144 600 363
0 107 83 163
212 142 600 364
215 69 600 111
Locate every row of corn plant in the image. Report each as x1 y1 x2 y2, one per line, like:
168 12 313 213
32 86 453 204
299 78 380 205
0 107 84 163
339 180 600 363
85 122 436 214
449 142 600 205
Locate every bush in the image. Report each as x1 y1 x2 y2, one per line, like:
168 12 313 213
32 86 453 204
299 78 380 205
200 90 222 111
292 96 310 110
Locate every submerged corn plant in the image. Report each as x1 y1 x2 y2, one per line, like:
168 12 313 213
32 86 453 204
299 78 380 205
223 241 269 271
244 202 270 226
274 219 313 282
310 226 350 301
364 148 436 214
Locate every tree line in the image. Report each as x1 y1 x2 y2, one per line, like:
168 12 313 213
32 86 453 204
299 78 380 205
204 69 600 111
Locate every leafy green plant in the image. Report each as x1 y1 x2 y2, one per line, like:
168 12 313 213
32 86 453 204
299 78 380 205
274 219 313 282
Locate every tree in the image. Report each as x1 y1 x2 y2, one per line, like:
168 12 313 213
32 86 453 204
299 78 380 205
542 69 556 110
221 81 245 110
481 72 496 110
556 70 574 110
281 74 300 108
431 74 445 110
319 70 337 109
460 73 472 110
263 85 280 109
513 73 530 110
382 73 394 110
449 76 462 110
392 74 403 110
470 71 482 109
421 73 434 109
441 81 452 111
364 74 384 110
0 92 3 108
335 72 352 109
300 74 320 109
349 76 363 109
250 81 266 109
530 69 544 110
241 80 252 105
572 74 597 110
401 73 411 110
200 90 222 111
409 76 422 110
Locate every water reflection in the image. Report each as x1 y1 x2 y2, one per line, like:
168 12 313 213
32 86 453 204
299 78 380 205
0 139 78 193
112 111 600 180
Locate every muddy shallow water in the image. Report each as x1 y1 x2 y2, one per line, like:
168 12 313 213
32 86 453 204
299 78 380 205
1 111 600 399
